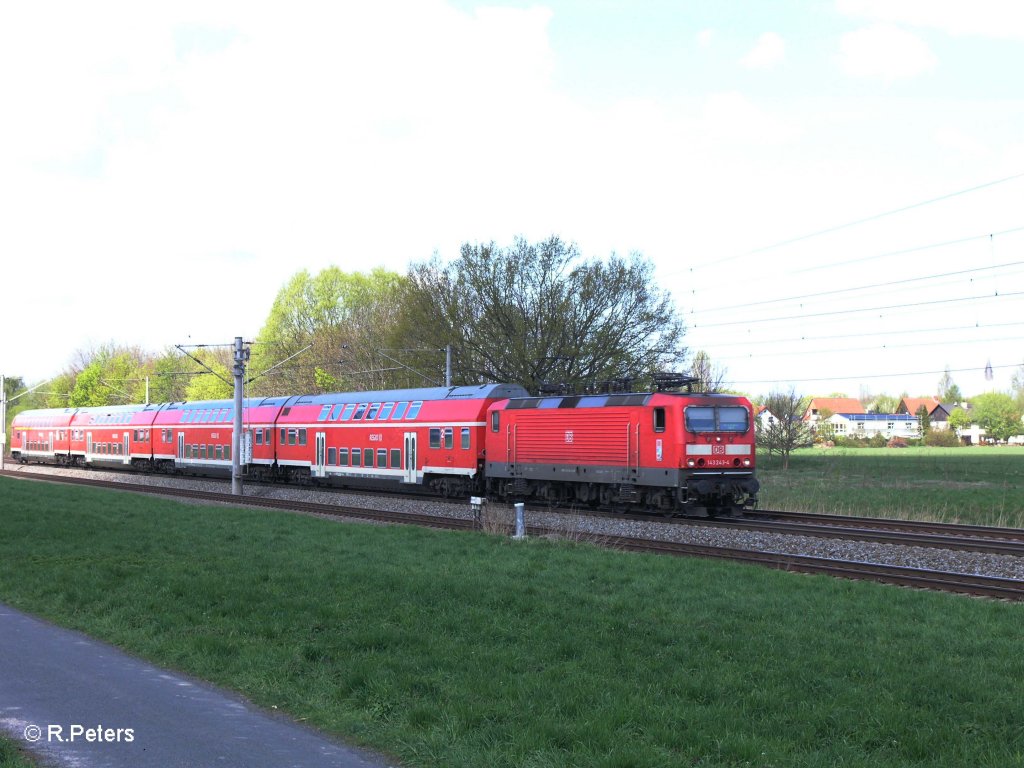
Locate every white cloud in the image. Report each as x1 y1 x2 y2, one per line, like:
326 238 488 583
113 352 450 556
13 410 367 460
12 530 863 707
837 24 938 79
837 0 1024 40
739 32 785 69
696 29 714 48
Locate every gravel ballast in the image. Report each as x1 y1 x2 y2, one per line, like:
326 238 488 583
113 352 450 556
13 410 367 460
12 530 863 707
6 462 1024 582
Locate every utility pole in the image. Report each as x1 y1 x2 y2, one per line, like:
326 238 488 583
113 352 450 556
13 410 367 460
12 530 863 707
231 337 249 496
445 344 452 387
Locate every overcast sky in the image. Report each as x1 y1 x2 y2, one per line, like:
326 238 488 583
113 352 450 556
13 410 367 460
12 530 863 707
2 0 1022 400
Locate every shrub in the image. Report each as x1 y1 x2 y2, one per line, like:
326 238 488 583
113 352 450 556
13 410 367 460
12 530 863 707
924 430 962 447
887 437 909 448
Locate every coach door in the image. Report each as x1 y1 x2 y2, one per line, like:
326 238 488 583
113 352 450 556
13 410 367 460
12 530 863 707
86 432 93 461
403 432 417 483
124 433 131 464
314 432 326 478
177 432 185 463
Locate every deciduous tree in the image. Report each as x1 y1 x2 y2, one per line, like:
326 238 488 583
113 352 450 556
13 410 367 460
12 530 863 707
970 392 1023 442
398 236 686 394
759 388 810 469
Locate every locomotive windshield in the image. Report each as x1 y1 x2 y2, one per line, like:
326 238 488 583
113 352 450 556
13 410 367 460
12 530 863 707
685 405 749 433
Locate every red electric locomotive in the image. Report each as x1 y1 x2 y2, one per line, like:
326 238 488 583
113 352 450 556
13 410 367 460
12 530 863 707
484 387 759 515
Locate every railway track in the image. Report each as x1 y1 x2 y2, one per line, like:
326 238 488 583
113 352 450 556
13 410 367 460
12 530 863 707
3 468 1023 601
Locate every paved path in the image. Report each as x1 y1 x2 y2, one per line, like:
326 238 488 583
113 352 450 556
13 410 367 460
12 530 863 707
0 603 396 767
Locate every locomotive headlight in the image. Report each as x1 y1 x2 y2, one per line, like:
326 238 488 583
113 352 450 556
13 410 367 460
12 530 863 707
687 459 696 467
743 458 751 467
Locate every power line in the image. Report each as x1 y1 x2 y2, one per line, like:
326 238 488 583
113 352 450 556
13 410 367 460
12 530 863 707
714 334 1024 362
689 320 1024 348
689 171 1024 272
687 258 1024 316
731 363 1021 386
693 289 1024 329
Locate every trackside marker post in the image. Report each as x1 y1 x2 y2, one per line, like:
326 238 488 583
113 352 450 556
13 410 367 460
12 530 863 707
513 502 526 539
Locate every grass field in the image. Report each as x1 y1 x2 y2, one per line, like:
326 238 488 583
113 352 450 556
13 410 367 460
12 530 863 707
0 739 33 768
1 477 1024 767
757 446 1024 527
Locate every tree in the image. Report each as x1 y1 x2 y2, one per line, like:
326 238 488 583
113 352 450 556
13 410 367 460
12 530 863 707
759 388 810 469
689 350 727 393
869 394 899 414
67 345 149 407
916 404 931 435
250 267 408 395
947 406 971 433
1012 362 1024 410
970 392 1023 442
938 367 963 404
398 236 686 395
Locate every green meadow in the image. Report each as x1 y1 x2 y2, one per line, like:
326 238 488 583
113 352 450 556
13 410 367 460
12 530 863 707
1 476 1023 767
758 446 1024 527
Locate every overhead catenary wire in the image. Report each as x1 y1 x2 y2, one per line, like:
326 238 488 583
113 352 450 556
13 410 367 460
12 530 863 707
692 289 1024 329
679 171 1024 275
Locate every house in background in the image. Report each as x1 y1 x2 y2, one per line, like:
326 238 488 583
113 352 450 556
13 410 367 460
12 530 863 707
826 413 921 440
897 396 953 431
802 397 864 423
802 397 864 433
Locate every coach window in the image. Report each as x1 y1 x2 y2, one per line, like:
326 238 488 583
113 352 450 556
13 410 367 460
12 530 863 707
280 428 287 444
407 401 423 419
392 402 408 419
201 445 207 459
264 428 271 445
461 428 471 449
377 448 387 467
216 445 223 460
288 428 297 446
193 443 199 457
364 448 375 468
340 448 350 466
653 408 666 433
491 411 500 432
444 427 453 449
379 402 394 420
340 404 355 420
255 430 263 445
224 443 231 460
366 403 381 420
298 428 307 446
351 448 361 467
390 448 400 468
352 403 368 420
318 405 331 421
327 447 336 465
429 428 441 448
330 404 343 420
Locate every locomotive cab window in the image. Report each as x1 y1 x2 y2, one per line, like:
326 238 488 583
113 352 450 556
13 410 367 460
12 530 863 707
685 406 749 433
653 408 666 433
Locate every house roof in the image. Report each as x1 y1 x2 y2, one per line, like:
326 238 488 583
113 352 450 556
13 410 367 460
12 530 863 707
804 397 865 420
832 413 917 422
898 396 943 417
